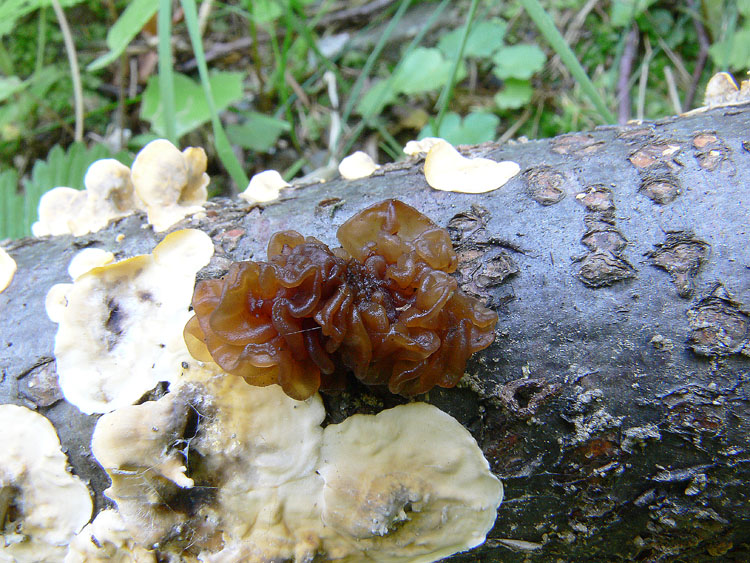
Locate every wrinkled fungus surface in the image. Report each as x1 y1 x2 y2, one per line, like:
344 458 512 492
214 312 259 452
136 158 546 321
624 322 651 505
185 199 497 399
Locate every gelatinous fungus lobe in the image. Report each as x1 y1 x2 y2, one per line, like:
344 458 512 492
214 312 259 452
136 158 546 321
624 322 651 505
184 200 498 399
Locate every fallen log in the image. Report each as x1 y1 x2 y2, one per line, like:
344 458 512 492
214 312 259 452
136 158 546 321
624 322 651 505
1 102 749 562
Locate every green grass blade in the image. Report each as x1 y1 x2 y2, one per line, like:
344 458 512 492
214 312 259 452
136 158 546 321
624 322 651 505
341 0 450 157
518 0 614 123
434 0 479 133
0 170 16 239
180 0 249 189
341 0 413 125
89 0 158 71
286 9 341 81
158 0 177 143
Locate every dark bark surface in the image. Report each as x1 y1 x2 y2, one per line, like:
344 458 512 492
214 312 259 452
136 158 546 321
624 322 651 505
1 103 749 562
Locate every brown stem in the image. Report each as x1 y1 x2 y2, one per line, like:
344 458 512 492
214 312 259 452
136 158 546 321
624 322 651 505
617 25 639 125
684 0 710 110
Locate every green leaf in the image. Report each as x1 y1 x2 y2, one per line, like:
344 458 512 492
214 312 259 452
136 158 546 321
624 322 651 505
419 111 499 145
248 0 283 22
141 71 245 138
0 76 25 103
437 19 507 59
492 44 546 80
709 27 750 71
494 79 533 109
610 0 657 27
392 47 465 95
226 112 291 152
246 0 316 23
355 47 463 117
356 79 399 117
0 169 22 239
0 0 84 38
0 142 129 239
519 0 614 123
88 0 159 71
0 67 63 136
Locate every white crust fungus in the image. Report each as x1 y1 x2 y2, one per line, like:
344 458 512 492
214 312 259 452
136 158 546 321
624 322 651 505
130 140 209 232
0 246 16 293
91 372 326 555
32 160 137 237
32 187 86 237
423 139 520 193
44 284 72 325
47 229 214 414
318 402 503 562
64 510 156 563
90 375 501 562
403 137 445 157
338 151 380 180
33 141 210 237
0 404 92 563
67 248 115 280
238 170 290 204
77 159 139 235
704 71 750 107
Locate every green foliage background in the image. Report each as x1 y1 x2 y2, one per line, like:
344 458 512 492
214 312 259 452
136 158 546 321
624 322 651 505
0 0 747 239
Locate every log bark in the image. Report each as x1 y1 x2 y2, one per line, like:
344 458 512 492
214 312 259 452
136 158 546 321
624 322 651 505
2 103 750 562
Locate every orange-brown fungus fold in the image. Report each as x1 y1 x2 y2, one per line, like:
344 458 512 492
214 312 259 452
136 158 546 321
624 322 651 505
184 199 498 399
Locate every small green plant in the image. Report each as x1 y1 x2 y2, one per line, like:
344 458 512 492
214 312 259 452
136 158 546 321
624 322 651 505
706 0 750 70
0 0 736 241
0 142 129 239
139 71 244 141
355 13 547 146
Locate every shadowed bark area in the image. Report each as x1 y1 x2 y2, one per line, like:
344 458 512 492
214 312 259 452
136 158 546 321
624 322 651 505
1 103 749 562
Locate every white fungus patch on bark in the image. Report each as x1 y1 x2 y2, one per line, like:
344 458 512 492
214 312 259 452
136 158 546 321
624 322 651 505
0 405 92 563
89 371 502 562
423 139 520 193
46 229 214 414
0 246 16 293
32 139 210 237
130 140 209 232
238 170 290 204
338 151 379 180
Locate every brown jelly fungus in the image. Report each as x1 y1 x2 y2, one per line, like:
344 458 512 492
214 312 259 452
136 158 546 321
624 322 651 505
184 199 498 399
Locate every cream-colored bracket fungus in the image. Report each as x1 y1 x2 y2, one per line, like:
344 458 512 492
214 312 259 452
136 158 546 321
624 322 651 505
130 139 209 232
90 371 502 562
338 151 379 180
238 169 290 204
65 509 156 563
402 136 444 157
90 372 327 556
32 159 136 237
33 140 210 237
0 405 92 562
45 229 214 414
424 139 520 193
0 246 16 293
319 403 503 562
